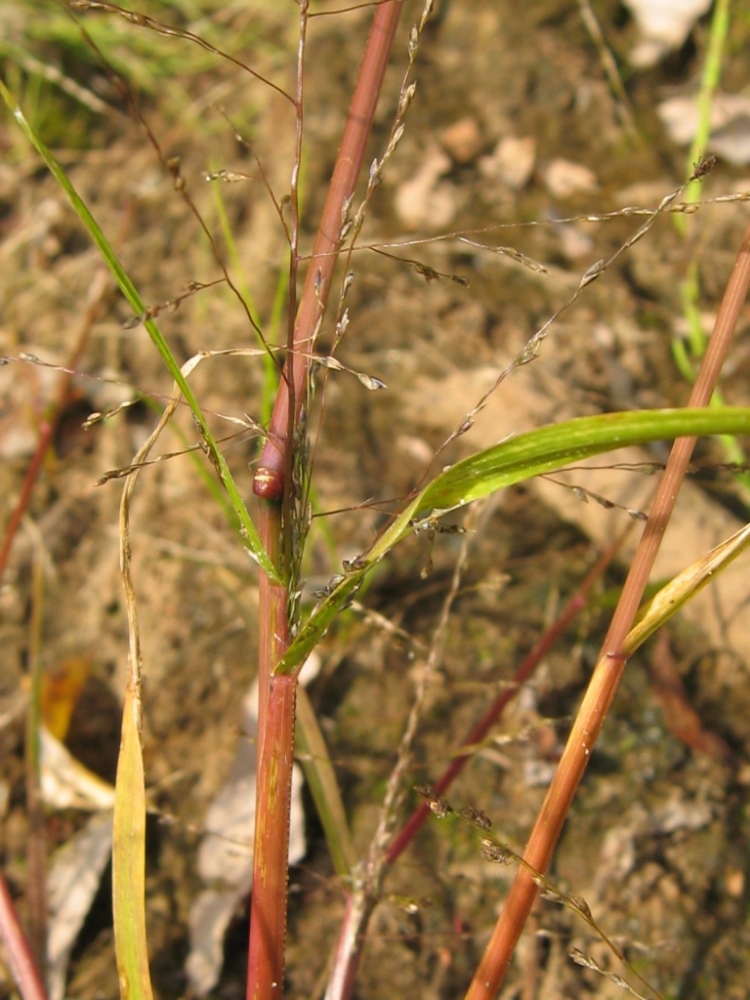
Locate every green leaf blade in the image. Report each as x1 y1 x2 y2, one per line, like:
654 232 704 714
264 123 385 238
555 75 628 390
0 78 279 582
278 407 750 674
416 408 750 517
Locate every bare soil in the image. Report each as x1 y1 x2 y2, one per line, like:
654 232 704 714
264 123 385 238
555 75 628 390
2 2 750 998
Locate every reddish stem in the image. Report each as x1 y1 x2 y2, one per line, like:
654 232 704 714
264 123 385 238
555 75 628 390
466 218 750 999
325 541 621 1000
0 269 108 586
253 1 404 499
387 541 620 865
246 5 404 998
0 423 54 583
247 674 297 1000
0 871 48 1000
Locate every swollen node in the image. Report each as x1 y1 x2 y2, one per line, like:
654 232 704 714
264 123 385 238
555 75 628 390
253 467 284 500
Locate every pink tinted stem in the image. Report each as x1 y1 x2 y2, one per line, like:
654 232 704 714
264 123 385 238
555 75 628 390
253 2 404 498
466 218 750 999
247 6 404 998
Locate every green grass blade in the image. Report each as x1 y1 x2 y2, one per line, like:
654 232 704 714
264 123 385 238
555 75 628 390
0 78 279 583
278 407 750 673
210 179 280 424
413 408 746 516
295 687 357 877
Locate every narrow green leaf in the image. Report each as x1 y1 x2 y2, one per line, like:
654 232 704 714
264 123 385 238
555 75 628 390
295 687 357 877
0 78 279 583
278 407 750 673
413 408 750 520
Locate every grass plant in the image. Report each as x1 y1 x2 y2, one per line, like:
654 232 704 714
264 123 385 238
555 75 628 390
2 3 750 999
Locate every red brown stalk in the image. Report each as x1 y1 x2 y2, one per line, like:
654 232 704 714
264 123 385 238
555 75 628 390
325 539 623 1000
246 4 404 998
0 871 48 1000
0 268 109 585
0 268 109 1000
466 218 750 999
252 2 405 503
387 536 624 866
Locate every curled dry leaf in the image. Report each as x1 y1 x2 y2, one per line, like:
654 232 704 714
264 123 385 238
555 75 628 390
186 654 320 995
41 730 115 1000
47 812 114 1000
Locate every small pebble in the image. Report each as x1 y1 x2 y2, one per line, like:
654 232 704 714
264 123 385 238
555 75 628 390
439 116 483 164
542 158 598 198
